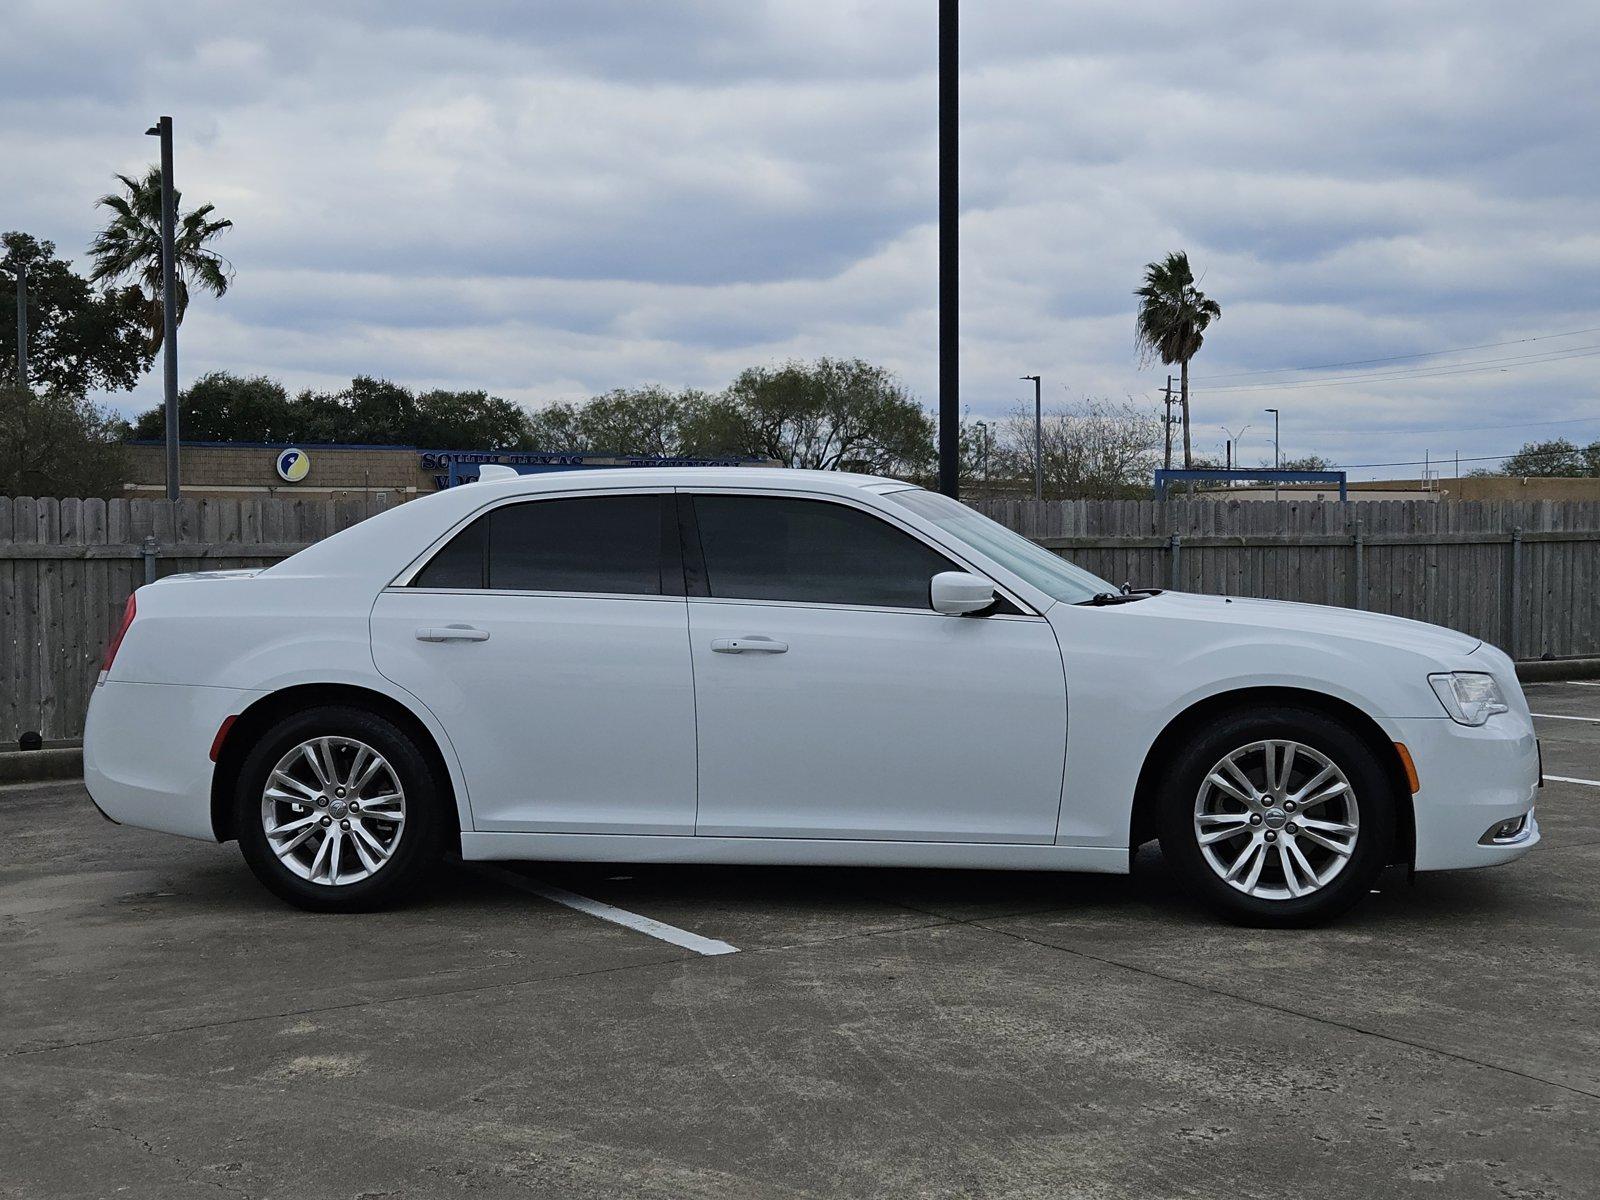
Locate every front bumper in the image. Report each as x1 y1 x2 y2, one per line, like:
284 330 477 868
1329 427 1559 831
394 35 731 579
84 680 261 841
1388 713 1541 871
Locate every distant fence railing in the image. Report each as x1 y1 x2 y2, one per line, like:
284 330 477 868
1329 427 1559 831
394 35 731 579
2 494 1597 744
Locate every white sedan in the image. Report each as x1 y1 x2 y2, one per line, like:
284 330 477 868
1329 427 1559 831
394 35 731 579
84 467 1540 924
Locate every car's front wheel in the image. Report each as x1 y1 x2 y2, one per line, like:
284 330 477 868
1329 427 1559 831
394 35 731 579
1157 706 1397 926
235 706 446 911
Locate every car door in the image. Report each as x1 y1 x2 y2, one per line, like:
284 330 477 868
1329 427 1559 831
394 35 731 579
682 490 1068 843
370 490 698 834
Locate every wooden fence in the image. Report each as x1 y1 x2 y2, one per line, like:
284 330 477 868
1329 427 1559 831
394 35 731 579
0 496 387 745
2 494 1597 744
975 498 1600 665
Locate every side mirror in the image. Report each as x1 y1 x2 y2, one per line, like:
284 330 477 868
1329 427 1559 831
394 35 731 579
930 571 995 615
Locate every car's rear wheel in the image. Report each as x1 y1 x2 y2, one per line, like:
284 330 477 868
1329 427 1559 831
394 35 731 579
235 706 446 911
1157 706 1396 926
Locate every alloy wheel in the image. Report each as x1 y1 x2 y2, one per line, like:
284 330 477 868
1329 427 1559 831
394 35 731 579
1193 739 1360 900
261 736 406 885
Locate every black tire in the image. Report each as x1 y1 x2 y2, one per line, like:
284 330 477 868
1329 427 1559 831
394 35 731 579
235 705 447 912
1156 705 1396 927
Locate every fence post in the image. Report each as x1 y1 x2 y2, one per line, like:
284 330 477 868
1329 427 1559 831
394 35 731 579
1169 532 1181 591
1351 517 1364 610
1507 526 1523 656
141 535 159 585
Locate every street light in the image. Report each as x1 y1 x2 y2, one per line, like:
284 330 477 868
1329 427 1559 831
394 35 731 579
1265 407 1280 500
974 420 990 493
146 116 180 501
1021 374 1042 500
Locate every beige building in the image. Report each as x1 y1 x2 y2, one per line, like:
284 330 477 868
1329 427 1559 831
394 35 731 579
124 441 774 502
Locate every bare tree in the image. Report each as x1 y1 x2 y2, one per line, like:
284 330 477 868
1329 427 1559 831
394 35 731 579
999 398 1162 500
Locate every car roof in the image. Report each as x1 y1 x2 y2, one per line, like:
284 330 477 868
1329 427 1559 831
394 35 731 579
467 466 913 496
262 468 923 583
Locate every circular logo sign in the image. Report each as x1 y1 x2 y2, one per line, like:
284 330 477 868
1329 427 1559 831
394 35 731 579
275 448 310 483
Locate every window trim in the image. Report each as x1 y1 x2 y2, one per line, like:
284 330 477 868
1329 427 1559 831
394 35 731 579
392 488 683 601
674 487 1039 618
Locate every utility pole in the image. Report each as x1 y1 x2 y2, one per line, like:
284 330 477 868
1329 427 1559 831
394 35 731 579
147 115 180 501
1021 374 1042 500
974 420 990 495
1265 407 1280 500
936 0 959 498
13 259 25 387
1161 374 1175 471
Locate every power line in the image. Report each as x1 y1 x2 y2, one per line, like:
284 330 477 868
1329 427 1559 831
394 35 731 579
1333 444 1595 470
1202 324 1600 382
1196 343 1600 393
1275 414 1600 439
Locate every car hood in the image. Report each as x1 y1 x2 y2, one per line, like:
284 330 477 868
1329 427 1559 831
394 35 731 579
1127 591 1482 658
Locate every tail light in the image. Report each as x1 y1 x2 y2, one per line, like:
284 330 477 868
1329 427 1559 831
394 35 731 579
99 592 138 681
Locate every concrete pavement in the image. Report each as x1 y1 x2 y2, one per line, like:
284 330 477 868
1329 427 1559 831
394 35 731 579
3 684 1599 1198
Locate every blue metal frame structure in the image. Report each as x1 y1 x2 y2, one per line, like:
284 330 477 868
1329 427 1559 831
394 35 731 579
1153 469 1347 500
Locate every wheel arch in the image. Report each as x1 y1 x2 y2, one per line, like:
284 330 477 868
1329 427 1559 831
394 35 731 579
1128 686 1415 867
210 682 464 849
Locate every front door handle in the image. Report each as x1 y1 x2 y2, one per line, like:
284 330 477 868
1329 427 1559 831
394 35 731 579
711 637 788 654
416 625 491 643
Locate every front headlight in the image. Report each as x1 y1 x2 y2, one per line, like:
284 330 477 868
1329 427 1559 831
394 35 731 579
1428 672 1509 726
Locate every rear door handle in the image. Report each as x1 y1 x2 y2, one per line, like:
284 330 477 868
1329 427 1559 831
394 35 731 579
711 637 788 654
416 625 491 643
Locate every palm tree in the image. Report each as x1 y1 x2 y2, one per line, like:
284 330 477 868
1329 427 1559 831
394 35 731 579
1134 250 1221 469
87 166 233 352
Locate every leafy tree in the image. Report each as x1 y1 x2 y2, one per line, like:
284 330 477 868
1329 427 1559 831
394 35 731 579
132 372 300 441
87 166 233 351
576 385 712 456
1 232 152 394
338 376 416 444
1497 438 1600 477
414 389 537 449
524 400 587 450
1134 250 1221 469
698 358 934 473
134 373 541 448
0 382 130 498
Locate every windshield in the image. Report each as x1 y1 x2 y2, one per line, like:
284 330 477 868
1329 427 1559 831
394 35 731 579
883 488 1115 605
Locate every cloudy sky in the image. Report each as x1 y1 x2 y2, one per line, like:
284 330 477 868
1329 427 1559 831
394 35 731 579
6 0 1599 478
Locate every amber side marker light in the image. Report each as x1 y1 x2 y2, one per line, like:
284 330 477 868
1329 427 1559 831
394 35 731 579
1394 742 1420 794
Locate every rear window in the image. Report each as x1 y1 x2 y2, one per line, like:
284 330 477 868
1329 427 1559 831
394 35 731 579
412 495 668 595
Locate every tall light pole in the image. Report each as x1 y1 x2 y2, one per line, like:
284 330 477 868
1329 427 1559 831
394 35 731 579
1265 407 1280 500
1022 374 1042 500
12 259 25 388
975 420 990 493
147 116 180 501
936 0 959 498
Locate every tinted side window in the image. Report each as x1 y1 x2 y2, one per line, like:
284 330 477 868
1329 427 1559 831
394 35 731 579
413 495 667 595
692 495 958 609
413 516 486 588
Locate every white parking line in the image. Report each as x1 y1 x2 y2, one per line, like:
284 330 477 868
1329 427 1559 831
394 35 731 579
1531 713 1600 723
1544 775 1600 788
473 864 739 956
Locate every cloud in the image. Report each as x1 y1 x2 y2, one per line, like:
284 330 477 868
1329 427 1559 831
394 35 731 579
3 0 1598 476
